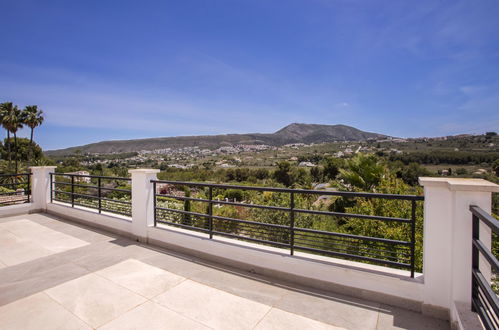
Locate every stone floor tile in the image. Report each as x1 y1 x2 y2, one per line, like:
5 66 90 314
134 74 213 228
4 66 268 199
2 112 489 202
274 288 381 330
376 304 450 329
98 301 210 330
0 292 91 330
0 230 54 266
0 256 89 306
254 308 346 330
188 265 289 306
0 219 89 253
96 259 185 298
45 273 146 328
154 279 271 330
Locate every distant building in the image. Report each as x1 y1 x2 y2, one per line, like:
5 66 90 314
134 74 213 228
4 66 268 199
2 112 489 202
298 161 316 167
65 171 91 183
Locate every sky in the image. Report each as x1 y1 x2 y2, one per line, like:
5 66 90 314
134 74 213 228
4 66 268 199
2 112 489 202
1 0 498 150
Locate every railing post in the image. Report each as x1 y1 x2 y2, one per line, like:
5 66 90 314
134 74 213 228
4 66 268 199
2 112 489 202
98 177 102 214
419 177 498 322
129 169 160 242
410 199 416 278
153 181 157 227
289 192 295 255
27 173 31 203
471 213 480 313
208 186 213 239
29 166 57 211
71 176 75 207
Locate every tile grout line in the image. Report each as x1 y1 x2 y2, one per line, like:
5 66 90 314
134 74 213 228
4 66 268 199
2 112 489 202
250 306 273 330
41 291 94 329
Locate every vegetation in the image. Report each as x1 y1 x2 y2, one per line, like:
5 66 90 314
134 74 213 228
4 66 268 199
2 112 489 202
0 102 45 173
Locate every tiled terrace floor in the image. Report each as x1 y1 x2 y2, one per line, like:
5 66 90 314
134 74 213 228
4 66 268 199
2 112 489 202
0 213 450 330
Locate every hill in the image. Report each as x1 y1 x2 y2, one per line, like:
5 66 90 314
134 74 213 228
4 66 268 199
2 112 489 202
45 123 388 155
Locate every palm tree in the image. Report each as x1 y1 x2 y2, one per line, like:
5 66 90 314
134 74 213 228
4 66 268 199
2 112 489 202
0 102 15 171
2 105 24 173
22 105 44 165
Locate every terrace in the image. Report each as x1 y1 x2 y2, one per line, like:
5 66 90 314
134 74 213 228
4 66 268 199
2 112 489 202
0 166 497 329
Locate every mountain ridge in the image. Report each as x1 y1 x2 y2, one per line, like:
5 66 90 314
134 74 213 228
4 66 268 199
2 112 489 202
45 123 389 155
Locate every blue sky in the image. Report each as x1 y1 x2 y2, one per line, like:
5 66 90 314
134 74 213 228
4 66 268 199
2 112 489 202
1 0 498 150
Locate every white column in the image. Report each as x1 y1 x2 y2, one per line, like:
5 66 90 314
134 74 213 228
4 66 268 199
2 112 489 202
419 177 498 319
30 166 57 211
129 169 160 241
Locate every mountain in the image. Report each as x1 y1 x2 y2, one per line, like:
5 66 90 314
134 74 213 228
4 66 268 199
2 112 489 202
45 123 388 156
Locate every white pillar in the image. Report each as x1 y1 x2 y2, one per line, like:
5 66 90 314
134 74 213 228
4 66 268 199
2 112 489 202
129 169 160 241
419 177 498 320
30 166 57 211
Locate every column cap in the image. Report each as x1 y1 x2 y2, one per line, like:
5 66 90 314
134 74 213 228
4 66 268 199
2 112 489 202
128 168 160 174
29 166 57 170
419 177 499 192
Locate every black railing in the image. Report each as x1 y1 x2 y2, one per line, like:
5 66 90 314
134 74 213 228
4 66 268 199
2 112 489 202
471 205 499 330
152 180 423 277
0 173 31 206
50 173 132 217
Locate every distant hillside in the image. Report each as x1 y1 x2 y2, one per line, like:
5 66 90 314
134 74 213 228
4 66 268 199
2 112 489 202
46 123 388 156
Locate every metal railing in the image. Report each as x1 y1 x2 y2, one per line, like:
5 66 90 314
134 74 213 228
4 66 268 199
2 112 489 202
0 173 31 206
471 205 499 330
50 173 132 217
152 180 423 277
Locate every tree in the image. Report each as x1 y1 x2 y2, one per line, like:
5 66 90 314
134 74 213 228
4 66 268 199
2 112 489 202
1 104 24 173
22 105 44 165
0 102 14 170
493 159 499 177
323 157 340 180
338 154 384 190
1 138 43 162
273 161 294 187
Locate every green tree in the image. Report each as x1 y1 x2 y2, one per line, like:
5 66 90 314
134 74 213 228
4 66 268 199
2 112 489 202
22 105 44 165
339 154 384 190
323 157 340 181
273 161 294 187
0 102 15 170
1 104 24 173
493 159 499 177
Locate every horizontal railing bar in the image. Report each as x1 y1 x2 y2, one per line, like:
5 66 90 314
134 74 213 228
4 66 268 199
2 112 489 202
52 173 130 181
472 269 499 316
54 182 97 189
472 298 495 330
470 205 499 235
0 191 28 196
294 226 411 245
99 187 131 193
99 196 131 204
55 182 131 194
151 180 424 201
0 183 28 187
477 290 499 329
0 199 28 205
211 230 291 248
99 208 131 216
0 173 31 177
53 190 131 205
156 194 290 212
294 240 406 262
293 208 412 223
156 207 290 229
295 244 412 269
155 219 211 232
473 238 499 271
293 235 411 257
293 230 410 247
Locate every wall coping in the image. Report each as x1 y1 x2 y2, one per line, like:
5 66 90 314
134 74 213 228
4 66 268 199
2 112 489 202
128 169 160 174
419 177 499 192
